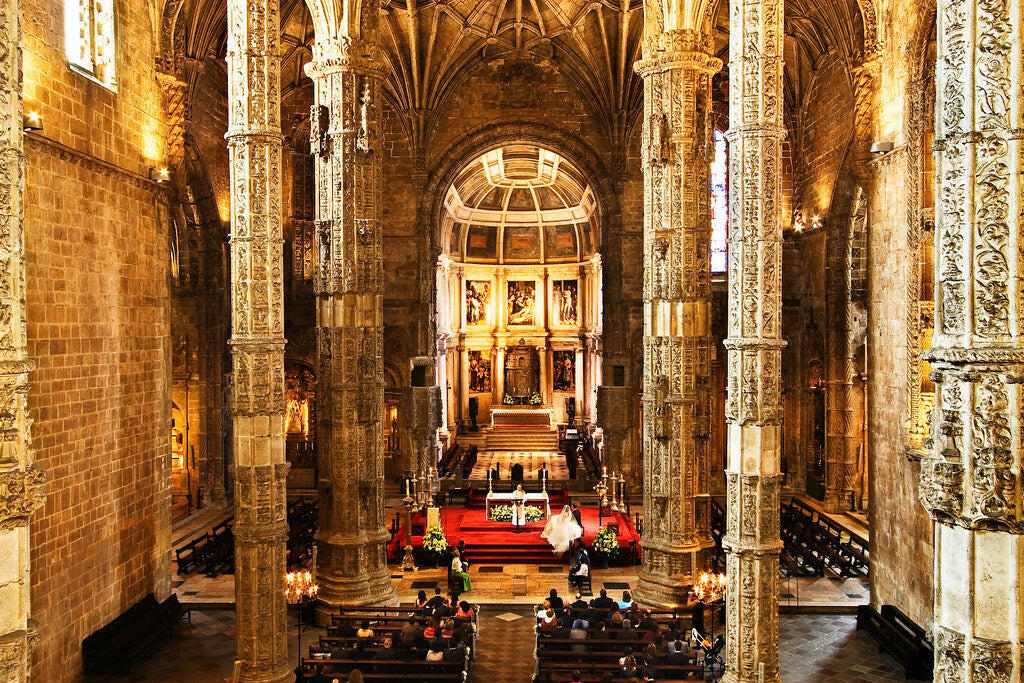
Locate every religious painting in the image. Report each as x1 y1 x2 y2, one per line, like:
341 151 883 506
468 351 491 392
466 281 490 326
466 224 498 260
545 224 579 260
553 350 575 392
503 226 541 261
507 280 537 325
553 279 578 325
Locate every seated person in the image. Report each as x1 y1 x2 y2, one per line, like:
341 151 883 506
356 620 374 639
375 636 399 660
455 600 475 620
619 590 634 610
335 619 357 638
424 587 447 614
426 639 445 661
569 619 588 652
441 618 456 639
638 610 658 632
423 614 441 639
592 588 616 611
538 609 558 631
568 558 589 588
450 549 472 593
414 589 429 613
547 589 564 611
570 593 589 610
666 637 691 665
400 617 421 647
619 647 638 677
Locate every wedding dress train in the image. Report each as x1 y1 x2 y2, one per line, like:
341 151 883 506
541 506 583 554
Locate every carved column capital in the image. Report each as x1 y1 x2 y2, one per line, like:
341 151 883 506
0 464 44 531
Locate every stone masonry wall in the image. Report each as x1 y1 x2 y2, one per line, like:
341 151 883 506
22 0 172 677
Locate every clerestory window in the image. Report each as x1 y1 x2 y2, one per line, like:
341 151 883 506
65 0 116 89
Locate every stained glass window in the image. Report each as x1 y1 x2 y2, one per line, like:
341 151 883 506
710 130 728 273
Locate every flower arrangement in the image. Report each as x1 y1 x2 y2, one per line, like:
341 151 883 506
529 392 542 406
490 504 544 523
503 394 515 405
422 524 448 566
592 526 619 567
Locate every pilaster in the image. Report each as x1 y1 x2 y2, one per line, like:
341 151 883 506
723 0 785 679
0 0 44 677
225 0 291 676
307 35 397 610
920 0 1024 679
634 30 720 606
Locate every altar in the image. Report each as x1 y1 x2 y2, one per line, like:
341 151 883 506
491 406 552 427
485 490 551 518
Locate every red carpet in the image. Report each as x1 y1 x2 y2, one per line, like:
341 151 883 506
389 504 641 565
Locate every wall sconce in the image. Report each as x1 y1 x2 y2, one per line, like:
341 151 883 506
793 220 804 232
870 141 894 154
811 215 822 230
23 111 42 132
149 167 170 183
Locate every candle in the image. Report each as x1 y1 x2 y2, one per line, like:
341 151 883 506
405 478 410 496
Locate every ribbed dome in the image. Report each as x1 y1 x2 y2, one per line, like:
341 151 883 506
442 145 598 264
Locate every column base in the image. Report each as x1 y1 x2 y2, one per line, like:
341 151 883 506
238 664 294 683
720 669 781 683
634 542 713 607
315 539 398 625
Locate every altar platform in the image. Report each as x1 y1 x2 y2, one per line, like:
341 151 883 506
387 501 640 565
491 406 552 427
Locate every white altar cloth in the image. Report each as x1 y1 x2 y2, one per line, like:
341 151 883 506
485 491 551 519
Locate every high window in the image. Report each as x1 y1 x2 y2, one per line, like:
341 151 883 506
710 130 728 273
65 0 116 88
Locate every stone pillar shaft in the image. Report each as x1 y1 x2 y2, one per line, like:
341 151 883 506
723 0 785 680
920 1 1024 679
634 32 720 606
0 0 44 675
308 37 397 609
225 0 291 677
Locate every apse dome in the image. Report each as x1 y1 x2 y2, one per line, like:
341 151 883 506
442 145 598 264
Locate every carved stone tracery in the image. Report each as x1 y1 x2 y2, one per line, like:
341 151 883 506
920 0 1024 679
634 26 720 606
722 0 785 680
225 0 291 676
306 29 397 609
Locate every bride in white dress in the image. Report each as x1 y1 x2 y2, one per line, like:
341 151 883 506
541 505 583 555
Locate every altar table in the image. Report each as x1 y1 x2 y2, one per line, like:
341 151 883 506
491 407 552 427
485 491 551 518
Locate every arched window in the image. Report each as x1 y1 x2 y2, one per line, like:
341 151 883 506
65 0 116 88
710 130 728 273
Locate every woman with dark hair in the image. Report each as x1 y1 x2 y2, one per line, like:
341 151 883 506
415 589 428 612
426 638 445 661
456 600 475 619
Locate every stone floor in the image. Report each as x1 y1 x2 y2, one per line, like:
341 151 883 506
80 609 911 682
175 564 870 610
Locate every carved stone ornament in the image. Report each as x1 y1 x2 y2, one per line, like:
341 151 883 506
0 464 45 530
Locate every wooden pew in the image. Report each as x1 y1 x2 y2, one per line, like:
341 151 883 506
856 604 932 680
82 594 188 674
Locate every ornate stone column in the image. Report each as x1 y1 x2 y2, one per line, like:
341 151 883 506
634 29 720 606
0 1 45 674
722 0 785 679
225 0 291 678
307 30 397 609
920 1 1024 679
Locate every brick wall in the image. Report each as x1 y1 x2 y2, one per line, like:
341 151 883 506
22 0 172 677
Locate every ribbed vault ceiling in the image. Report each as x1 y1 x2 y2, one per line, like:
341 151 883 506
161 0 871 142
